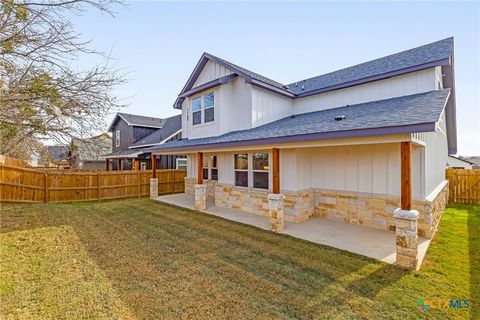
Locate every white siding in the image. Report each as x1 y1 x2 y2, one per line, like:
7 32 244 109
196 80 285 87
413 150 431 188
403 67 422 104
279 144 423 199
186 154 197 178
186 142 428 199
435 66 443 89
183 78 253 140
423 112 448 197
193 60 233 88
219 78 253 135
293 68 437 115
184 88 221 139
251 87 293 127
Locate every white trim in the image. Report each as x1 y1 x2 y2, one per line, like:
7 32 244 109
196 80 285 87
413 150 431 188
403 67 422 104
425 180 448 202
151 134 414 155
100 152 142 159
176 158 187 170
128 129 182 149
160 129 182 144
190 91 216 127
115 130 120 147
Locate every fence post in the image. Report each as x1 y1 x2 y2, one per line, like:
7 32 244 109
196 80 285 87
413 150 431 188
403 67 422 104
44 172 49 203
97 172 101 201
137 171 141 198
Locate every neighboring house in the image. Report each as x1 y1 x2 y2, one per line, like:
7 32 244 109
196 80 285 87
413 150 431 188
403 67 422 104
148 37 456 269
104 112 184 170
71 133 112 169
459 156 480 169
46 145 69 168
447 155 474 169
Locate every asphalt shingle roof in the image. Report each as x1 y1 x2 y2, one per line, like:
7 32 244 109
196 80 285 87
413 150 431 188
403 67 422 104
147 89 450 152
130 115 182 147
118 112 165 128
204 38 452 96
208 53 287 90
286 38 453 94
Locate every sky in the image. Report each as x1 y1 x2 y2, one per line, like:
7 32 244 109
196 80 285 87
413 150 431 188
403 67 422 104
70 1 480 155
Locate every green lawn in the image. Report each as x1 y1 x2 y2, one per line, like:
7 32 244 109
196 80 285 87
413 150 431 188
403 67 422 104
0 199 478 319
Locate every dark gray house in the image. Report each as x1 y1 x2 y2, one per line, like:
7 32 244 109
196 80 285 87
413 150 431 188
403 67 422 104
104 112 184 170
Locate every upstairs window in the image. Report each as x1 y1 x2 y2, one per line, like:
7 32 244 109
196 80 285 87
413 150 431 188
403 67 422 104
191 92 215 126
204 92 215 123
234 154 248 187
192 97 202 125
115 130 120 147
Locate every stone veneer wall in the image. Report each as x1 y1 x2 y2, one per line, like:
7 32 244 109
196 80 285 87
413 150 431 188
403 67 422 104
191 179 449 238
184 177 216 198
214 183 314 223
185 177 195 195
313 181 449 239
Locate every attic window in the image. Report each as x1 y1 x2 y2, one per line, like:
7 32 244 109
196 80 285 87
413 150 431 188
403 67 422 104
335 115 346 121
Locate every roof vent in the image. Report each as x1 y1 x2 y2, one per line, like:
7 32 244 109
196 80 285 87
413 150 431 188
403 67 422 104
283 85 289 89
290 115 296 119
335 115 346 121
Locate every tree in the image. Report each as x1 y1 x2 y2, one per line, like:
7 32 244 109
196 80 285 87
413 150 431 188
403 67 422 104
0 0 125 157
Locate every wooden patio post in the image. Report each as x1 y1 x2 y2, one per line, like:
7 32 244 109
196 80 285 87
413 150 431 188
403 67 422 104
400 141 412 210
134 159 139 171
105 159 110 171
152 154 157 179
197 152 203 185
272 148 280 194
117 159 122 171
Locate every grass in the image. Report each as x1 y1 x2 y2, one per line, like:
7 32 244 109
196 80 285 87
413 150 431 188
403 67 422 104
0 199 478 319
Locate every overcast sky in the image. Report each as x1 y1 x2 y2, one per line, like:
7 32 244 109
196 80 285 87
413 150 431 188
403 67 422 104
70 1 480 155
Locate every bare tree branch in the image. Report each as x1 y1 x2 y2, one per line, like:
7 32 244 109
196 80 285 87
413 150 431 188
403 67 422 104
0 0 126 157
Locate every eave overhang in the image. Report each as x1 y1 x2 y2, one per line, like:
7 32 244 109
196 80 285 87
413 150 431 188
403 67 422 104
147 122 436 154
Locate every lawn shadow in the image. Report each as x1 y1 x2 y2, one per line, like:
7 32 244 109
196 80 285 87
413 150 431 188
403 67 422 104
0 200 409 318
342 263 407 300
468 204 480 319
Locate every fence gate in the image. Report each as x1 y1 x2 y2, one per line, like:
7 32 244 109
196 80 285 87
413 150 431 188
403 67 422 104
446 168 480 204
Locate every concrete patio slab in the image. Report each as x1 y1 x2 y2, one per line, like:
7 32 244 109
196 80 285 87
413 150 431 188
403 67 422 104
153 193 430 267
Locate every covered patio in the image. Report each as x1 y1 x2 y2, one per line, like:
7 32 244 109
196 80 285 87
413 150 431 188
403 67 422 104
153 192 431 267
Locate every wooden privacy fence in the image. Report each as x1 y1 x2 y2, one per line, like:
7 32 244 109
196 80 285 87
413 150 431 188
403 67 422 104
0 155 30 168
0 164 186 203
446 168 480 204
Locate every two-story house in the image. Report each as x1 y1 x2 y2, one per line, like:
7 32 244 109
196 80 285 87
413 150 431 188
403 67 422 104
105 113 184 170
148 38 456 269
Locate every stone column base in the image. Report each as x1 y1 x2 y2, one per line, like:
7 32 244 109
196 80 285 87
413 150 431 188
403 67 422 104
194 184 207 211
268 194 285 232
149 178 158 199
394 208 419 270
